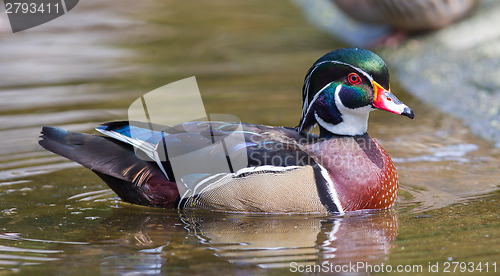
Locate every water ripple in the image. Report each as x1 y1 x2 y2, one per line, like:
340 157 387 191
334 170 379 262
0 233 86 271
393 143 479 163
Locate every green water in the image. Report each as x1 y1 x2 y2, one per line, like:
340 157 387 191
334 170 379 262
0 0 499 275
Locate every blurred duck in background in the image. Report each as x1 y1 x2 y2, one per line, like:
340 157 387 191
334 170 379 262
333 0 480 32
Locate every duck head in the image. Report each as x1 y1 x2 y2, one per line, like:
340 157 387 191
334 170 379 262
298 48 414 137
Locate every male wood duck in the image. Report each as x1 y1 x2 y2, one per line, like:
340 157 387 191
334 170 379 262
39 48 414 214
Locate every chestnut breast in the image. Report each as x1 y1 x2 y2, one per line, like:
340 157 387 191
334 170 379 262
302 134 398 211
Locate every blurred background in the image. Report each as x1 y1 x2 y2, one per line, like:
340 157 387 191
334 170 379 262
0 0 498 274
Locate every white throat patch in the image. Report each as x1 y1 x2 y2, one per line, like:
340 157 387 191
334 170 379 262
315 84 372 136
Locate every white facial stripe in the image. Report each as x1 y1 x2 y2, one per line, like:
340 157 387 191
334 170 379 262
298 82 337 131
314 83 371 136
301 60 375 129
327 60 374 83
303 61 374 97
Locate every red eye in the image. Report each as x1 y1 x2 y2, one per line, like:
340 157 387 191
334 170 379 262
347 73 362 85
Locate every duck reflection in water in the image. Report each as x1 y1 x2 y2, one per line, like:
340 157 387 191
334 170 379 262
182 210 398 269
96 208 398 273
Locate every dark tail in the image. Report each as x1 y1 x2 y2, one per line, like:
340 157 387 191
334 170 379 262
39 127 179 208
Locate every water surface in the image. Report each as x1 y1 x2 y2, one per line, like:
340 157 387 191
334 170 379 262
0 0 498 275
